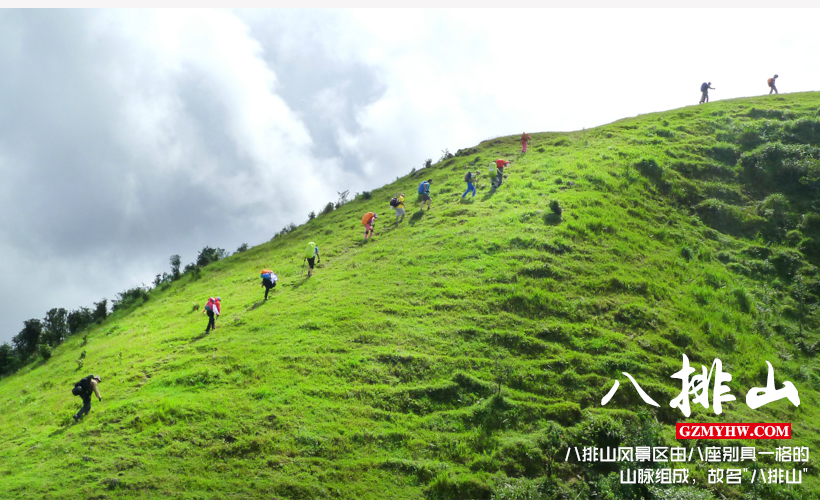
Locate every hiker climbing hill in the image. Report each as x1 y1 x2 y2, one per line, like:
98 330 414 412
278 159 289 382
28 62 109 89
699 82 715 104
260 269 278 300
418 179 432 211
462 170 478 199
491 159 510 188
71 374 102 422
202 296 221 332
362 212 377 242
390 194 406 225
520 132 531 154
304 241 320 277
768 74 779 95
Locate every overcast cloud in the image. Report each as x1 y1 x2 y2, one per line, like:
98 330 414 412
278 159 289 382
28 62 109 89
1 9 818 344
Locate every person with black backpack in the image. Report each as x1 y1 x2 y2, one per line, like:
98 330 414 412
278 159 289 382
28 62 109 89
389 193 406 225
462 170 478 199
72 374 102 422
699 82 715 104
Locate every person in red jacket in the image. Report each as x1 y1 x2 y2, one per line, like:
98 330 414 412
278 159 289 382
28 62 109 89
203 296 221 332
521 132 531 154
493 159 510 188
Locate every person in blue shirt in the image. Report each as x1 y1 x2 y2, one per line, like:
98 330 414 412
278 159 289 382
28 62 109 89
418 179 432 210
462 171 478 199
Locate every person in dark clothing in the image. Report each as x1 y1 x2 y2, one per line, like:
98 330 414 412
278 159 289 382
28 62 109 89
72 374 102 422
768 74 779 95
261 270 278 300
699 82 715 104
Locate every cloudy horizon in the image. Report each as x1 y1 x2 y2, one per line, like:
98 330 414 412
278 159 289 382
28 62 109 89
1 8 818 344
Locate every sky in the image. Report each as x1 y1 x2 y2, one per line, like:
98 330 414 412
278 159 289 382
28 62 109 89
0 8 818 344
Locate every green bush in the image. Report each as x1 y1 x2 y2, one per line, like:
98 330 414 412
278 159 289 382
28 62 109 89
37 344 52 360
549 200 562 216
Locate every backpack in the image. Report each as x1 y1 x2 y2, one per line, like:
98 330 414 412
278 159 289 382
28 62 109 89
767 78 774 87
701 82 708 92
305 242 316 259
488 163 497 176
72 375 93 396
362 212 375 225
389 197 399 208
418 181 427 194
465 171 473 183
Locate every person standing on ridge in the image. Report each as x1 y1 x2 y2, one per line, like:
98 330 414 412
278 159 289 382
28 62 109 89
72 374 102 422
699 82 715 104
493 159 510 188
768 74 779 95
418 179 432 211
304 241 320 278
390 193 406 225
462 170 478 199
520 132 531 154
203 296 221 332
260 269 278 300
362 212 378 242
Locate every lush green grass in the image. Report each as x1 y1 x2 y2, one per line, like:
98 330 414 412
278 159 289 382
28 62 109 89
2 93 820 499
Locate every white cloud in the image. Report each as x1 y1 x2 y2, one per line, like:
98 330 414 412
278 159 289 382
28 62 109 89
2 8 820 343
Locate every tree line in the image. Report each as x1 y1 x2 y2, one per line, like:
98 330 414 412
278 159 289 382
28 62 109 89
0 244 247 378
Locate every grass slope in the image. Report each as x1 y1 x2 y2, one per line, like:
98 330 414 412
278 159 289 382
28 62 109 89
2 93 820 500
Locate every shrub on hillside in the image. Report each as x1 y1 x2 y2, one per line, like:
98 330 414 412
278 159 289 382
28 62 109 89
11 319 43 359
184 264 201 280
549 200 562 216
170 254 182 280
307 211 316 221
694 198 764 237
153 272 171 288
708 142 741 165
320 202 334 215
782 117 820 145
67 307 93 336
335 190 350 209
235 243 249 253
112 286 150 312
37 343 52 361
0 344 18 376
635 158 663 180
196 246 228 268
800 212 820 233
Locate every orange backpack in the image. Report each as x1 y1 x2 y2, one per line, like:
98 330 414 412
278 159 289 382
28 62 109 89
362 212 375 225
767 78 774 87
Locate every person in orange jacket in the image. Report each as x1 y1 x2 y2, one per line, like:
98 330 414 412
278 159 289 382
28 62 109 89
362 212 377 242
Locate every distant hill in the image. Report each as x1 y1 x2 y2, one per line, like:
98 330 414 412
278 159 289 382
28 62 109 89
1 93 818 499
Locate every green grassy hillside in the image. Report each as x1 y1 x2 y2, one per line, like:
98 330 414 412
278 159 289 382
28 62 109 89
2 93 820 500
